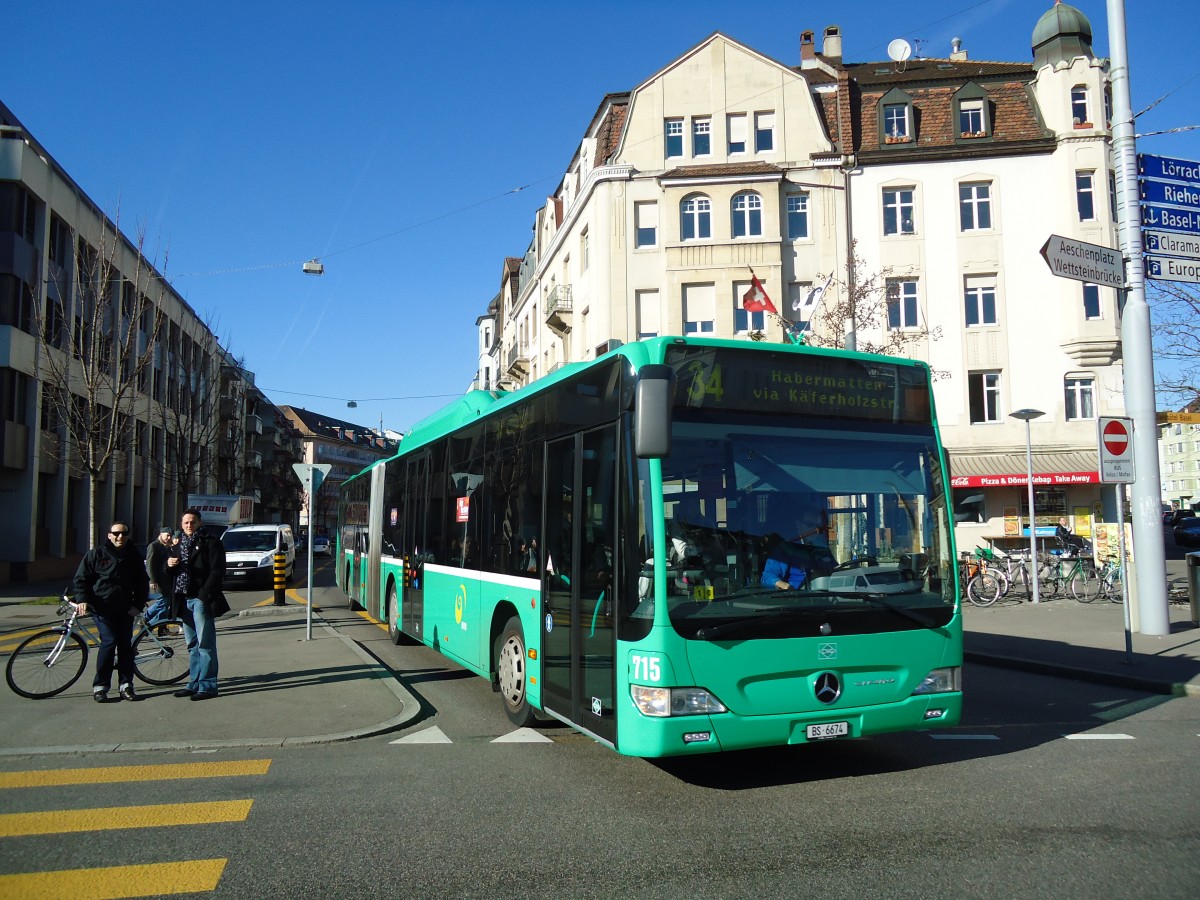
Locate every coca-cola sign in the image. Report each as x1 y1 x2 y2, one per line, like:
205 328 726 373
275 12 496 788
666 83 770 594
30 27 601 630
950 471 1099 488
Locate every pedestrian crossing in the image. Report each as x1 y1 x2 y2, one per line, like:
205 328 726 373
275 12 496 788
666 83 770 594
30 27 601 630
0 758 271 898
390 725 554 744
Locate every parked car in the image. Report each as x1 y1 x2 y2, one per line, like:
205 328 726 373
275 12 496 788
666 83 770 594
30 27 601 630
312 536 332 556
1173 517 1200 548
1167 508 1198 527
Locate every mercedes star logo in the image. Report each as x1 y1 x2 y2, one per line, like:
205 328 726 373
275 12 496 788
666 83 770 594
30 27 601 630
814 672 842 704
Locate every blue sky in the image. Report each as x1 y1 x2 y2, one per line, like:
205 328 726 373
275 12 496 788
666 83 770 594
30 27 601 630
4 1 1196 433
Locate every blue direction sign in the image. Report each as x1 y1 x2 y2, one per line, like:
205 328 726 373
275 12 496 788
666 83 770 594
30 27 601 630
1140 204 1200 234
1138 153 1200 184
1139 179 1200 210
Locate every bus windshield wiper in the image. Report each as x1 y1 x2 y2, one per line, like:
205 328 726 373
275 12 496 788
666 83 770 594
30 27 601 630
695 606 824 640
835 592 937 629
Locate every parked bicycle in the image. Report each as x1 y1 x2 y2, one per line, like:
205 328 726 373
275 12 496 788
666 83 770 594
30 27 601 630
1090 555 1124 604
1042 541 1100 602
961 550 1004 607
5 594 188 699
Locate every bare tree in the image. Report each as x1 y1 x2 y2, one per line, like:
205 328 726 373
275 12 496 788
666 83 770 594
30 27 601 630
1148 279 1200 409
36 214 166 546
769 241 942 359
154 317 225 498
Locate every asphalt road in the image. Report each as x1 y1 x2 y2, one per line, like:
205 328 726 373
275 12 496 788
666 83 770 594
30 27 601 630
2 586 1198 899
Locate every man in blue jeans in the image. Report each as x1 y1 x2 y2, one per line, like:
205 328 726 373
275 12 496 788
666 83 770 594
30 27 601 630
167 507 229 701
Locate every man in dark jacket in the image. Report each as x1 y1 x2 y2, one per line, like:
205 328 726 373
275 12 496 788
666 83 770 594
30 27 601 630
73 520 150 702
166 507 228 701
145 525 174 597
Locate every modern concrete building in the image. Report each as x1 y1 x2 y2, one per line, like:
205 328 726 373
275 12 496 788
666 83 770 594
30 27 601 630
483 3 1125 556
1 100 229 583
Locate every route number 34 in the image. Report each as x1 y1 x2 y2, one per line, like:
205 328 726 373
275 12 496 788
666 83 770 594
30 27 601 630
630 654 662 682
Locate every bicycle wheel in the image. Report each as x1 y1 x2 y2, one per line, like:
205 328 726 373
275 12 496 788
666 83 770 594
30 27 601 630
6 629 88 699
1070 567 1101 602
1105 572 1124 603
990 568 1011 599
967 573 1001 606
132 622 189 685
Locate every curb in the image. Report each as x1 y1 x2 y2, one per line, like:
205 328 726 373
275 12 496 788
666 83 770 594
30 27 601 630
965 650 1200 698
0 610 421 757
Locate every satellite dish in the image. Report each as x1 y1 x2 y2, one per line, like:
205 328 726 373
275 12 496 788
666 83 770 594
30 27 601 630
887 38 912 62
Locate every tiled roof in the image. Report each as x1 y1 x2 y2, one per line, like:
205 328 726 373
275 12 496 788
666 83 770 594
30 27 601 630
845 58 1033 87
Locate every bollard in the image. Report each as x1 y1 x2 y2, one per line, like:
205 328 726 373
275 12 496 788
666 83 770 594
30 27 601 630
273 552 287 606
1187 551 1200 626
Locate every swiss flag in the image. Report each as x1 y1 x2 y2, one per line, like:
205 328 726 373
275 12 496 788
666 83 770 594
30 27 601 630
741 273 777 314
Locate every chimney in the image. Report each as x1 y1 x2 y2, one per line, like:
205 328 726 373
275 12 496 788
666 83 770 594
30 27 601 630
822 25 842 61
801 30 815 63
950 36 967 61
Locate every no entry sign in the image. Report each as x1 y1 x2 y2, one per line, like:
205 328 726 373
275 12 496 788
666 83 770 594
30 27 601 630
1098 416 1134 483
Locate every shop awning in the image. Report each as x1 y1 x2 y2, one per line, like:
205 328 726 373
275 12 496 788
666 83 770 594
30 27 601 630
948 450 1100 488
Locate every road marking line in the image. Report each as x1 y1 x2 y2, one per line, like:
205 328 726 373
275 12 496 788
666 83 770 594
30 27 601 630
491 728 554 743
929 734 1001 741
390 726 452 744
0 759 271 790
0 858 227 899
0 800 253 837
1064 733 1135 740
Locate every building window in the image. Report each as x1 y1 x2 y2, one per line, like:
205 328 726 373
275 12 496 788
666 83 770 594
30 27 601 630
1076 171 1096 221
634 202 658 248
786 194 809 239
665 118 684 159
680 194 711 241
959 182 992 231
731 192 763 238
727 113 747 154
580 229 589 271
683 284 715 335
1083 283 1102 319
968 371 1002 424
883 104 909 140
754 112 775 152
886 279 919 329
1071 85 1089 125
959 99 984 135
1065 376 1095 420
692 117 711 156
733 281 765 333
636 290 660 340
964 275 997 326
883 188 915 235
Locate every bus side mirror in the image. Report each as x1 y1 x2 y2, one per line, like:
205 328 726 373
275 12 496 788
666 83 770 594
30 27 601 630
634 365 674 459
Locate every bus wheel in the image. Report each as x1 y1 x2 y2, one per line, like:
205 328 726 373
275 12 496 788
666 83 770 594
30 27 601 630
495 616 535 727
387 583 403 645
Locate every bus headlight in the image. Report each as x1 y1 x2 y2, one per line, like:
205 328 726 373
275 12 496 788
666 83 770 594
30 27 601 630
630 685 727 717
911 666 961 695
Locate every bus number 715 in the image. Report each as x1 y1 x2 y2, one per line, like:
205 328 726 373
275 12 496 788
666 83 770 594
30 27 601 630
630 654 662 683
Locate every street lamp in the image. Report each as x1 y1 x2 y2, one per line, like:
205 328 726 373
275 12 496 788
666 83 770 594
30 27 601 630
1010 408 1045 604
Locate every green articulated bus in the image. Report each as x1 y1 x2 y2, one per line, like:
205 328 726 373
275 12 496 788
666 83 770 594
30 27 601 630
336 337 962 757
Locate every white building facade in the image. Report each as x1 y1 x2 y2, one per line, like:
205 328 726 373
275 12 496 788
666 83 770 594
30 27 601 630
483 3 1124 555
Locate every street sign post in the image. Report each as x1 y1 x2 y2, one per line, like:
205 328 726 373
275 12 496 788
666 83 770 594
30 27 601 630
292 462 332 640
1097 416 1135 484
1039 234 1125 287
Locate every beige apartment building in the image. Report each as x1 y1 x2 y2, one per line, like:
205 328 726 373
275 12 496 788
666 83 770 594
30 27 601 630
479 3 1126 555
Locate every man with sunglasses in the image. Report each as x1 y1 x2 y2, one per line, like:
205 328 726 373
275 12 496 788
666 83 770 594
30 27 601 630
72 521 151 702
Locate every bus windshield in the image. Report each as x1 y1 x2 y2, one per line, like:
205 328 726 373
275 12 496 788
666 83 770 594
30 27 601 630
655 417 953 640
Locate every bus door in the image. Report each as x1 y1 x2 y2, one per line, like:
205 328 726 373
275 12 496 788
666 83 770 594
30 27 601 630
542 426 617 746
402 452 430 639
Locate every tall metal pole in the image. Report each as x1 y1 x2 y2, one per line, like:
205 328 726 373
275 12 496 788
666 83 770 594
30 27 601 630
1107 0 1169 634
1024 420 1040 605
305 467 314 641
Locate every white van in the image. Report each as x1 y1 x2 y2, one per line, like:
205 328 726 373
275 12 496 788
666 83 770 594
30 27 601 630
222 524 295 588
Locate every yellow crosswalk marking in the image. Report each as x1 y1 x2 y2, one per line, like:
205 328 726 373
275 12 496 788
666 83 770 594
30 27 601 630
0 800 253 837
0 759 271 789
0 858 227 899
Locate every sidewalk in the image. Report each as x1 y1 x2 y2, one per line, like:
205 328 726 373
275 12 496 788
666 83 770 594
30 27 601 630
0 581 419 757
0 577 1196 758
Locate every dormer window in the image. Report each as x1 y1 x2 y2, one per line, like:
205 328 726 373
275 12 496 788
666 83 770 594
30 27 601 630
878 88 913 145
954 83 991 141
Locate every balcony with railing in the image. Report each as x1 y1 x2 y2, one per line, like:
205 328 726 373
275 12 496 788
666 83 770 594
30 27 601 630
245 413 263 435
545 284 574 336
506 342 530 377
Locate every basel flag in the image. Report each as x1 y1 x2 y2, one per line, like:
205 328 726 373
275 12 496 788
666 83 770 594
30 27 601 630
741 272 777 314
